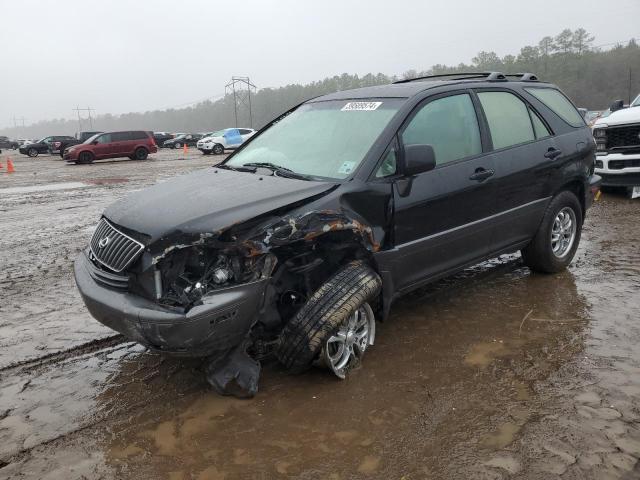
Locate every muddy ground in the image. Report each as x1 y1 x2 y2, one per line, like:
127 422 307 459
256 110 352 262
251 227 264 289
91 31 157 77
0 148 639 479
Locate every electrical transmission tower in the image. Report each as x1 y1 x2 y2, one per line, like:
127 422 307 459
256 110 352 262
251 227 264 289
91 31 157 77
225 76 257 128
73 106 95 132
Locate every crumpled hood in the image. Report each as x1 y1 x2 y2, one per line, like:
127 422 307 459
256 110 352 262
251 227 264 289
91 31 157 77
104 167 336 243
595 107 640 127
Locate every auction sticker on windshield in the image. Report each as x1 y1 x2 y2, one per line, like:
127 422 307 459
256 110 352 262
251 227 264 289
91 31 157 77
341 101 382 111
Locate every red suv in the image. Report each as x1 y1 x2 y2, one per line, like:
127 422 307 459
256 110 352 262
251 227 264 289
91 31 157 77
63 131 157 164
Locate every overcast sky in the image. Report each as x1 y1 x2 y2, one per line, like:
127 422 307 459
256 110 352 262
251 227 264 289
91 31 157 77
1 0 638 128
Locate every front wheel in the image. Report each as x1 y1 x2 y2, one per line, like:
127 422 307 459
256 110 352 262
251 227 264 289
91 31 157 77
276 261 382 377
521 191 582 273
27 148 39 157
173 142 181 149
212 144 224 155
77 151 94 164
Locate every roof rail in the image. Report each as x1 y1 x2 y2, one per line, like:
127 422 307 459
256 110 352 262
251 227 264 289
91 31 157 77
393 72 494 84
393 71 540 84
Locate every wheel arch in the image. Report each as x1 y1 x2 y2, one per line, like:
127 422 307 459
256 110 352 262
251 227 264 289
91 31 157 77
555 178 586 219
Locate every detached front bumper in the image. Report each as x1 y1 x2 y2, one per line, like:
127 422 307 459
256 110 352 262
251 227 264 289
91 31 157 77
74 251 269 356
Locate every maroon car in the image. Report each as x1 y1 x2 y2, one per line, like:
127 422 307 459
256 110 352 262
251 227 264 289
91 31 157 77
63 131 157 164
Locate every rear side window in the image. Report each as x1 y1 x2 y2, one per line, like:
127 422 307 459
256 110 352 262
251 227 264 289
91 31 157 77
402 93 481 166
478 91 535 150
530 108 551 138
525 87 584 127
130 131 148 140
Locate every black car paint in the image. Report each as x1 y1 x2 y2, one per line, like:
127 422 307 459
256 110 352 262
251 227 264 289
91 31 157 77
163 134 202 148
18 136 75 155
75 77 598 360
0 136 18 149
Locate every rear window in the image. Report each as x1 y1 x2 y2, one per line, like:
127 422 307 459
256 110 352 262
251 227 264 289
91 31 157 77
525 87 584 127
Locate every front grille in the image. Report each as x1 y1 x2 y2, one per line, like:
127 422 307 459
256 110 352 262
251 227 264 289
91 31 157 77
90 218 144 272
606 124 640 149
609 159 640 170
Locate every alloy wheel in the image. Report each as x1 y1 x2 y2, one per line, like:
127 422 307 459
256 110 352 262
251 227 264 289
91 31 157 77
551 206 577 258
321 303 375 379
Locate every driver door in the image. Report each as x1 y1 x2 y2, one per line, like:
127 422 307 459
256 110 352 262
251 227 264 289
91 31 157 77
384 92 497 292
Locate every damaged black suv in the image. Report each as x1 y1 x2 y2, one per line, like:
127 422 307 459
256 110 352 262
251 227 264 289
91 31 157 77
75 72 600 396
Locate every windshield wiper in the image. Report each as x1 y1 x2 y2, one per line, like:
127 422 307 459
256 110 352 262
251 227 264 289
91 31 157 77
240 162 311 180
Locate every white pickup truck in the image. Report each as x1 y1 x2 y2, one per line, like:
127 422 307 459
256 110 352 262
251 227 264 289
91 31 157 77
593 94 640 195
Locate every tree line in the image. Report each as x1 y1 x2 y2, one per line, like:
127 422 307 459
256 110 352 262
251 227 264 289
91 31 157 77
3 29 639 139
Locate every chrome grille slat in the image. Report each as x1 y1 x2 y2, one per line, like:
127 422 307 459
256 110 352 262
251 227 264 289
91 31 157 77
89 218 145 273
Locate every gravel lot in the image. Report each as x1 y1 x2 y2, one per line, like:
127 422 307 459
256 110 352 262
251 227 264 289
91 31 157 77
0 148 639 479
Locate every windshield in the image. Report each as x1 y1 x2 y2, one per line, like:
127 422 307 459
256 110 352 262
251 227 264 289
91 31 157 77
225 99 403 179
631 94 640 107
83 134 101 144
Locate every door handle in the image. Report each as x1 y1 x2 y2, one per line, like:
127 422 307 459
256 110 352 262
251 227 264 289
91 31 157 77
544 147 562 160
469 168 494 181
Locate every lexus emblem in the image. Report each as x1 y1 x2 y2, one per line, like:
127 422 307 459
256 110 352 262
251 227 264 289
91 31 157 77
98 236 110 248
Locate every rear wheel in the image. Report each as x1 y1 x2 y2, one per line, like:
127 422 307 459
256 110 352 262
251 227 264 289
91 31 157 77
276 261 382 376
213 144 224 155
27 148 38 157
134 147 148 160
174 142 181 149
77 151 94 164
521 191 582 273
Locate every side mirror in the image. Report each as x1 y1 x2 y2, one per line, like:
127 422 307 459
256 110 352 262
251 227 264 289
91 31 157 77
610 99 624 112
404 144 436 176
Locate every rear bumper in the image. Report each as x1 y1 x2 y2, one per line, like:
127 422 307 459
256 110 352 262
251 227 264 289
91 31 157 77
74 250 268 356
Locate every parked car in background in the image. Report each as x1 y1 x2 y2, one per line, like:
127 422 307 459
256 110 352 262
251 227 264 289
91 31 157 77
593 93 640 191
74 72 599 395
163 133 203 149
153 132 174 147
19 135 76 157
63 131 157 164
56 131 103 158
17 139 32 146
0 136 19 149
197 128 256 154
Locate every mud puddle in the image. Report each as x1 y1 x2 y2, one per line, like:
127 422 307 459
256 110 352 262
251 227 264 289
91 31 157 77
0 157 638 479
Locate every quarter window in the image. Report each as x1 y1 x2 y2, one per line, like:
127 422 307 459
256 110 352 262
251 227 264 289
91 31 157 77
478 91 535 150
401 93 481 166
525 87 584 127
375 143 397 178
530 108 551 138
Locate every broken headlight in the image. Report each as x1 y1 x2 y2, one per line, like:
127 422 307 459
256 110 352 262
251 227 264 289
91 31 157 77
157 247 274 309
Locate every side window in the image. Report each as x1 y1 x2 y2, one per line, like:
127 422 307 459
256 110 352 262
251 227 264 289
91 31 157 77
478 91 535 150
530 108 551 139
95 133 112 144
111 132 130 142
401 93 481 166
375 143 397 178
524 87 585 127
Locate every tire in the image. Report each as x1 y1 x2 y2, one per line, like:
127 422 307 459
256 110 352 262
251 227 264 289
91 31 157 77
134 147 148 160
27 148 38 157
213 144 224 155
174 142 181 149
276 260 382 373
521 190 582 273
77 151 94 164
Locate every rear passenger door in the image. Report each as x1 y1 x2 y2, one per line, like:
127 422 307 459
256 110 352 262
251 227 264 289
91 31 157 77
474 89 557 252
110 132 131 156
388 91 497 291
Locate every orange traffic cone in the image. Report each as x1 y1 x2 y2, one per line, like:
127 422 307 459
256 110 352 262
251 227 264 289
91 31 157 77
183 142 188 155
7 158 15 173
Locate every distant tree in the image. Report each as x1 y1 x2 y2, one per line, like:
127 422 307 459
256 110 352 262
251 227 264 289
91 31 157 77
554 29 574 54
572 28 595 54
472 51 502 70
518 46 540 64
